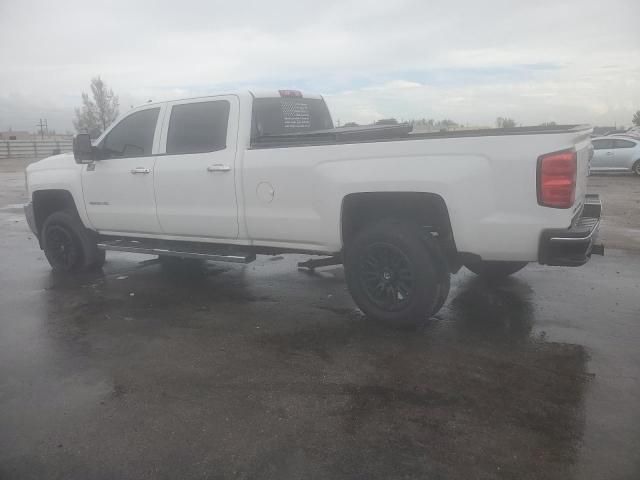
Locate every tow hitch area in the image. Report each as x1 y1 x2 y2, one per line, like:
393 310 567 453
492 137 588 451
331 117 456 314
539 194 603 266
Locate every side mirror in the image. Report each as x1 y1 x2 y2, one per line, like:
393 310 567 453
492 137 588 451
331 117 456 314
73 133 94 164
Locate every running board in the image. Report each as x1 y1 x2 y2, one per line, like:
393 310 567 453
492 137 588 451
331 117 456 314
297 255 342 271
97 238 256 264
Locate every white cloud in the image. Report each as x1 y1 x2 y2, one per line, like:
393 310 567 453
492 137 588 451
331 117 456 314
1 0 639 131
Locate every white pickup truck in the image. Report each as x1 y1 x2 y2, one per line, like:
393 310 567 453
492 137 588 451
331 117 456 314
24 90 603 326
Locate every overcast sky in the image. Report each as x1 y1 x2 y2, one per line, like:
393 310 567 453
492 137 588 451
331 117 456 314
1 0 639 132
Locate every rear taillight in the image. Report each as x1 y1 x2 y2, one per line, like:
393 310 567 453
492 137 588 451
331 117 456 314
537 150 577 208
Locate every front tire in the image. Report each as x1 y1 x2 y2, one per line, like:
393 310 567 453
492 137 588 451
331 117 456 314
632 160 640 176
344 220 443 328
465 261 527 279
42 210 103 273
88 249 106 270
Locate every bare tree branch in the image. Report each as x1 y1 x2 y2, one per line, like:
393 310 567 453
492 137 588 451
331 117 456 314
73 77 119 138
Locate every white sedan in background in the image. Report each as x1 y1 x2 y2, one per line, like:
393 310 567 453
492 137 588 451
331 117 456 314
591 136 640 175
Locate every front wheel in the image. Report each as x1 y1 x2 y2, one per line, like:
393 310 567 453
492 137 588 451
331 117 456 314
632 160 640 176
344 220 444 328
42 210 104 273
465 261 527 279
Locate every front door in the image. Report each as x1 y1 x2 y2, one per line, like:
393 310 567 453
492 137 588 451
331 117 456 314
81 105 164 234
154 96 239 239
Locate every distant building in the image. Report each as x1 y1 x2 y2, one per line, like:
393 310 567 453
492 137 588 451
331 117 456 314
0 130 31 140
375 118 399 126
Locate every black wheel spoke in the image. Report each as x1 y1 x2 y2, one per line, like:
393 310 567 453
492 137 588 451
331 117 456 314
391 285 400 304
398 268 412 279
358 242 414 312
46 225 78 270
397 280 411 296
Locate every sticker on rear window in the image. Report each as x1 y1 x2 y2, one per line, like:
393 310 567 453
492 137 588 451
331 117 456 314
282 100 311 129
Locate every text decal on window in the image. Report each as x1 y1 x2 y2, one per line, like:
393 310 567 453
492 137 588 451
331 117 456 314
282 100 311 129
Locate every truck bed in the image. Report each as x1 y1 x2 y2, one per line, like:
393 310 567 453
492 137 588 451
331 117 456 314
251 124 591 149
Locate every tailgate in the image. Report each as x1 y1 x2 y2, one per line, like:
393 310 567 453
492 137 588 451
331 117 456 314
573 137 593 213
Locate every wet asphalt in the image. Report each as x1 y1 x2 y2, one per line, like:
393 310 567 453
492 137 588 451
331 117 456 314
1 164 639 480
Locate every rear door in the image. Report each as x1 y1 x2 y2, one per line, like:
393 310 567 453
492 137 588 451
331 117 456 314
154 96 239 239
590 139 614 170
81 105 164 234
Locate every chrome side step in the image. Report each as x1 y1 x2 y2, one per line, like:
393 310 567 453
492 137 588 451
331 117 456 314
97 238 256 264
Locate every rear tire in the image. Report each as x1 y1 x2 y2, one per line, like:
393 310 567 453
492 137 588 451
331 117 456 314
465 261 527 279
344 219 443 328
42 210 103 273
432 273 451 315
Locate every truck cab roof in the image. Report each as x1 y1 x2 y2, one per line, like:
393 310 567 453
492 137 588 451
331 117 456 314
130 90 323 110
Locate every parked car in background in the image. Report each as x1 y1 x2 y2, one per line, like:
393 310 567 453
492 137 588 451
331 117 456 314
609 132 640 140
591 136 640 175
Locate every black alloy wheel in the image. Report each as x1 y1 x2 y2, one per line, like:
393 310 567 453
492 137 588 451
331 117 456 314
344 219 444 327
41 209 104 272
44 224 81 271
359 242 414 311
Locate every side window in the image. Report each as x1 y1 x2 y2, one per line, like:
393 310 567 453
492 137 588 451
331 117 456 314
166 100 230 155
613 139 636 149
100 108 160 159
592 139 612 150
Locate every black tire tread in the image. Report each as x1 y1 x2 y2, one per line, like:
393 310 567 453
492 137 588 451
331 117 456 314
345 219 443 327
42 209 103 272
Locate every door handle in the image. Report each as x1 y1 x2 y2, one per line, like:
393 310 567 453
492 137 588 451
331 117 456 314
207 164 231 172
130 167 151 174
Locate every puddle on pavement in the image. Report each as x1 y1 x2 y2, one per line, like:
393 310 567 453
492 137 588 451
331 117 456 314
253 275 590 479
35 258 590 479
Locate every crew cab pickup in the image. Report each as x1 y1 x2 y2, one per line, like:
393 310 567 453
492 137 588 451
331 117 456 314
24 90 603 326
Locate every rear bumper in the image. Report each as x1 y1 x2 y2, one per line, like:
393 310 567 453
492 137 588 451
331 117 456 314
538 194 604 266
24 202 38 237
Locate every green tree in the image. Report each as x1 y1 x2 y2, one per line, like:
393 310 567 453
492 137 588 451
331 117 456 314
73 76 119 138
633 110 640 127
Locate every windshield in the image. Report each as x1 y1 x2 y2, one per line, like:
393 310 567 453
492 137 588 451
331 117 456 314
251 97 334 138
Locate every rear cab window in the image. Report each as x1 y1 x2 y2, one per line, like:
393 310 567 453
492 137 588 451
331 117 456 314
251 94 334 140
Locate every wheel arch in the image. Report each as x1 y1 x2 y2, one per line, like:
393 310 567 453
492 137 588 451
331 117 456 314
32 189 80 248
340 191 459 272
